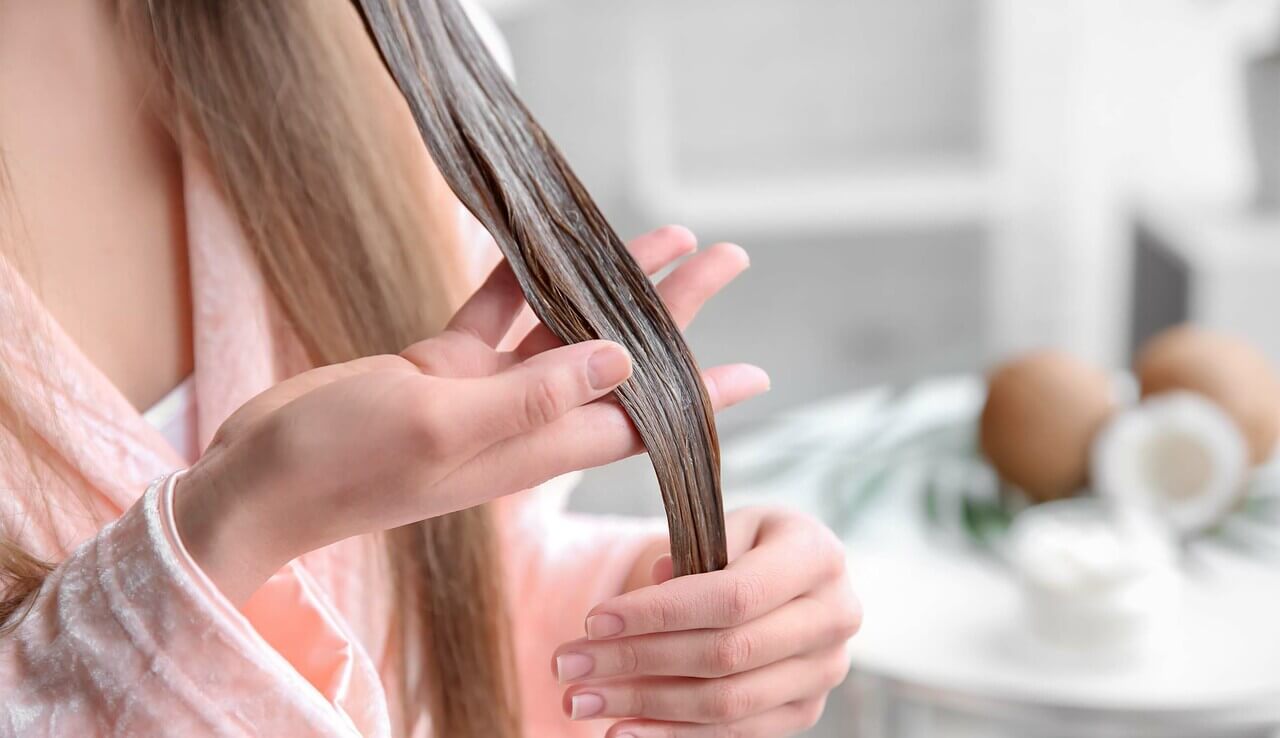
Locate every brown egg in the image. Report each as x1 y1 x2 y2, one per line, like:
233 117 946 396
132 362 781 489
1135 325 1280 464
980 350 1116 502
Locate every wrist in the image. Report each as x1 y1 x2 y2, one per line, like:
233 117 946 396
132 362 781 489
172 453 294 605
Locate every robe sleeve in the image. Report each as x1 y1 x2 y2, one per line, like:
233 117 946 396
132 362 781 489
0 474 390 738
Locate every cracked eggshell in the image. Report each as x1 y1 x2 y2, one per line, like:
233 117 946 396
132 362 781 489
980 350 1117 502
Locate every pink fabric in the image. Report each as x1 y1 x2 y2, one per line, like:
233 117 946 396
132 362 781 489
0 149 660 736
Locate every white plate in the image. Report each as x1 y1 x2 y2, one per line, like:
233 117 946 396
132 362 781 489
723 376 1280 720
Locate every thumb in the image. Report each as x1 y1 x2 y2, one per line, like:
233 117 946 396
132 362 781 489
448 339 633 447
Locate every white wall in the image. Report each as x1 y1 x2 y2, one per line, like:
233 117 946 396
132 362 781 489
987 0 1274 366
481 0 1278 375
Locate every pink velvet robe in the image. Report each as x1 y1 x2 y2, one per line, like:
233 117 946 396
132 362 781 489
0 149 660 737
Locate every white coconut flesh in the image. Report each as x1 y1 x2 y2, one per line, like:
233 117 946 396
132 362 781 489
1091 391 1248 534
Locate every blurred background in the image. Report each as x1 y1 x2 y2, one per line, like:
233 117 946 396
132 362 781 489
475 0 1280 735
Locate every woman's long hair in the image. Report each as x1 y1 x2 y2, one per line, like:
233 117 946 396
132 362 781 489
0 2 726 737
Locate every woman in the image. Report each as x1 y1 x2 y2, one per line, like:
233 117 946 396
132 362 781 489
0 2 860 737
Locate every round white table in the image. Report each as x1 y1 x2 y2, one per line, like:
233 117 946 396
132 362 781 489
722 377 1280 738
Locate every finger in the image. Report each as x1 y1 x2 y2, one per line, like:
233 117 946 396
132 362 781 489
605 697 828 738
513 225 699 357
627 224 699 273
650 554 674 585
401 330 509 378
515 240 745 359
553 593 857 683
562 649 849 724
442 340 631 448
447 259 526 346
441 363 768 495
583 513 845 639
654 241 749 329
453 226 696 350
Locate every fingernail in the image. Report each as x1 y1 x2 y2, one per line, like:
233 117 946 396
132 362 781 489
556 653 594 683
570 692 604 720
588 346 632 390
585 613 624 639
617 734 638 738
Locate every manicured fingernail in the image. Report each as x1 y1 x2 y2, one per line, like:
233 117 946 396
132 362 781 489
570 692 604 720
556 653 594 683
588 346 632 390
585 613 624 639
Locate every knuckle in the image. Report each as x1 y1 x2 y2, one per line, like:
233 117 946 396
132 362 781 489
407 394 450 452
523 376 565 428
361 354 419 374
709 629 753 676
614 639 641 675
407 352 443 375
402 335 468 375
798 697 827 729
725 574 765 625
835 596 864 640
814 527 847 577
645 593 676 631
627 684 648 718
707 683 752 722
820 654 851 689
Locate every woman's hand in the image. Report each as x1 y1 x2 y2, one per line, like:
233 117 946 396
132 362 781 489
553 508 861 737
174 226 770 604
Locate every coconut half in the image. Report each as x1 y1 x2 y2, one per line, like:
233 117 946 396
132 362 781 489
1091 391 1248 535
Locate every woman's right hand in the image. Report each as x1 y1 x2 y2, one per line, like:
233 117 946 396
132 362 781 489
173 227 769 604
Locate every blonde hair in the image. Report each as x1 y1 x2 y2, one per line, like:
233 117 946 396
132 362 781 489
2 2 728 736
3 2 517 736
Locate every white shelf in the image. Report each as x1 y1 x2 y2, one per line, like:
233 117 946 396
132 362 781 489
632 164 997 233
1134 201 1280 366
469 0 545 21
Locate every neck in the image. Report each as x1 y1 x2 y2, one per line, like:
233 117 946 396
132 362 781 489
0 0 194 412
0 0 169 255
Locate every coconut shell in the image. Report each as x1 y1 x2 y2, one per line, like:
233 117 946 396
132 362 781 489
980 350 1116 502
1135 325 1280 465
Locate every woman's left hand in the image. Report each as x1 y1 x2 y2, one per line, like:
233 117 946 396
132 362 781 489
554 508 861 737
